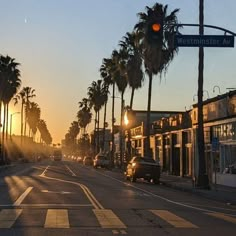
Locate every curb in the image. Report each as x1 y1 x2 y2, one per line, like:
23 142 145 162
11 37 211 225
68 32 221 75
160 180 236 206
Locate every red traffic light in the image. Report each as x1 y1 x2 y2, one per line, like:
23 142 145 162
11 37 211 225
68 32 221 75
151 23 161 32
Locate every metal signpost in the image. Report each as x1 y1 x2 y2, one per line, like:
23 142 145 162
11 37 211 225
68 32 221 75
211 137 219 190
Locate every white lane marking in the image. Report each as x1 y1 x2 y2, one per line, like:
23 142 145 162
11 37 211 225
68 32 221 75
0 204 92 207
13 187 33 206
93 171 236 215
44 209 69 228
0 209 22 228
40 174 103 209
40 165 50 176
150 210 198 228
65 165 76 176
41 190 73 194
93 209 126 229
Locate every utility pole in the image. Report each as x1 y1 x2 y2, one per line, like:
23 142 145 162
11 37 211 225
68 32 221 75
197 0 209 188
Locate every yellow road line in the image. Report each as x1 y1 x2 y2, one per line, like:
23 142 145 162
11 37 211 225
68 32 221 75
93 209 126 229
150 210 198 228
0 209 22 228
81 184 104 209
44 209 69 228
40 174 103 209
206 212 236 224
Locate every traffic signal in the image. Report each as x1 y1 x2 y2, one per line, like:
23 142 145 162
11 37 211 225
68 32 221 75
147 20 163 43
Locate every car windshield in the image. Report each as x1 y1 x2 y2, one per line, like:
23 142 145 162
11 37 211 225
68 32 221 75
1 1 236 235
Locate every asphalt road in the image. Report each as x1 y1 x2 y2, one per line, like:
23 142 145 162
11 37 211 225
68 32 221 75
0 159 235 236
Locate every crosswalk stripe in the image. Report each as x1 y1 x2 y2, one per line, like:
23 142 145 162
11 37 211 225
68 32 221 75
150 210 198 228
44 209 69 228
93 209 126 229
0 209 22 228
206 212 236 224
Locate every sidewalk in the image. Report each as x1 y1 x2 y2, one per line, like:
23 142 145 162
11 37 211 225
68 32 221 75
160 173 236 205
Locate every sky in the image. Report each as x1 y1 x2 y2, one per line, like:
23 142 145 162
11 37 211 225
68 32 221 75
1 0 236 144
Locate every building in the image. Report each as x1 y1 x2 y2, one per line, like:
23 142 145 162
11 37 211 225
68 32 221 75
126 90 236 187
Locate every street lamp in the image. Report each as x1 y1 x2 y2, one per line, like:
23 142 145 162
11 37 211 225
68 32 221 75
213 85 221 95
10 112 20 139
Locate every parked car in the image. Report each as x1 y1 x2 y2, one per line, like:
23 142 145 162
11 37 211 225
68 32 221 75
125 156 161 184
83 156 93 166
93 154 110 169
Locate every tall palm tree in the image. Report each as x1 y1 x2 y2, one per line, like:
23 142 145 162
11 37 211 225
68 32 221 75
87 80 105 153
26 102 41 140
22 87 36 137
119 31 144 109
112 48 128 168
14 89 27 143
135 3 179 156
77 98 92 135
100 58 114 151
38 119 52 145
0 55 21 163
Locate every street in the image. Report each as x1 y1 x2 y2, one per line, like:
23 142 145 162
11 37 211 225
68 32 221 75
0 159 235 236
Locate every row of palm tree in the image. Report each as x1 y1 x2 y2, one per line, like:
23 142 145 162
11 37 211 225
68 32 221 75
0 54 52 163
65 3 180 163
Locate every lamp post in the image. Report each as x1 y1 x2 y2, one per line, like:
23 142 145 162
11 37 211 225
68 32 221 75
213 85 221 95
10 112 20 139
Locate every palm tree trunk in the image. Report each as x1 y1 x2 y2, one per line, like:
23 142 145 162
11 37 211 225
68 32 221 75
6 103 9 140
103 101 107 151
1 104 7 163
97 110 100 153
130 87 135 109
119 92 124 168
94 112 97 154
145 72 153 157
197 0 208 188
0 101 2 163
111 81 115 166
21 101 24 145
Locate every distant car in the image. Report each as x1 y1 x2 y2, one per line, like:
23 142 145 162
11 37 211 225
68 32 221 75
76 156 83 163
125 156 161 184
52 150 63 161
83 156 93 166
93 154 110 169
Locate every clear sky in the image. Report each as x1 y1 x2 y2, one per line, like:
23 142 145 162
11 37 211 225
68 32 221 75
1 0 236 144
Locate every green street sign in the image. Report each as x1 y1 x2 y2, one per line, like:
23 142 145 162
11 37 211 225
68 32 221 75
175 35 234 47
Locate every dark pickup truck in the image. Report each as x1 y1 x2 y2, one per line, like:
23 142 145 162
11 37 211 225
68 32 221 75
125 156 161 184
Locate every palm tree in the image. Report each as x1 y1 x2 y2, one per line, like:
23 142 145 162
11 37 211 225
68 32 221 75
87 80 105 153
77 98 92 135
38 119 52 145
112 48 128 168
26 102 41 140
135 3 179 156
22 87 36 137
14 89 27 143
119 31 144 109
37 119 52 145
0 55 21 163
100 58 114 151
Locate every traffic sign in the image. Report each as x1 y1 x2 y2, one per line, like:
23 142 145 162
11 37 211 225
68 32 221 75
175 35 234 47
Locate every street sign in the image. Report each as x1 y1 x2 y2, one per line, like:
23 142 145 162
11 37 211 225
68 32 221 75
175 35 234 47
